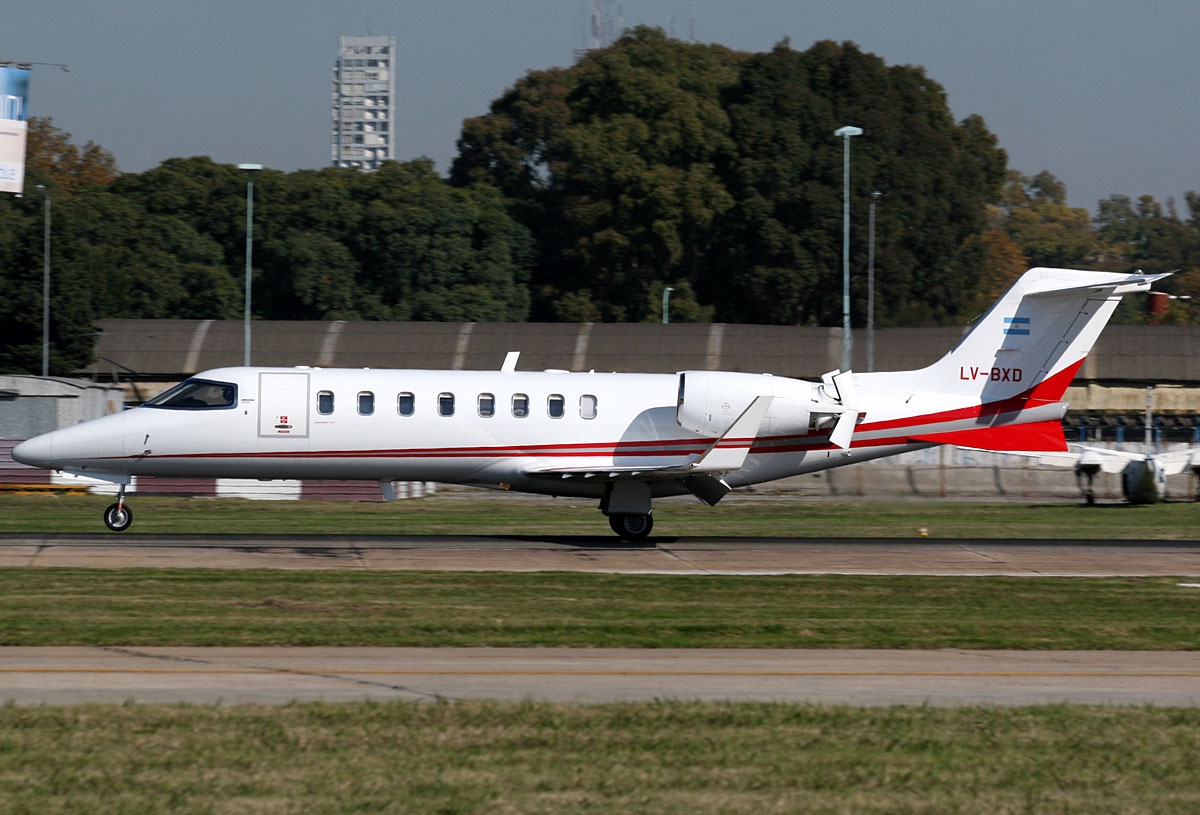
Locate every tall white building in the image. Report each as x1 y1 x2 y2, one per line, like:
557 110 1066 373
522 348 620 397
331 34 396 170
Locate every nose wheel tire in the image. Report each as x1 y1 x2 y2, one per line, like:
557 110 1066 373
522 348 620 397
103 503 133 532
608 513 652 540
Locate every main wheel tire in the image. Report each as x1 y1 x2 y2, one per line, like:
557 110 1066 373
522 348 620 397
103 502 133 532
608 513 653 540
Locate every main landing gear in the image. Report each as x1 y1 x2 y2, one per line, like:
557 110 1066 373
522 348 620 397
103 485 133 532
1077 463 1101 507
608 513 653 540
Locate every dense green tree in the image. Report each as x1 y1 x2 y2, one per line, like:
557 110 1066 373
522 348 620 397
710 40 1009 326
453 33 1007 326
455 27 742 321
991 170 1096 269
23 117 119 194
0 195 48 372
353 160 532 321
1094 193 1200 324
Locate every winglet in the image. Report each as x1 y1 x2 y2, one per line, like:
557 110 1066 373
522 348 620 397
501 351 520 372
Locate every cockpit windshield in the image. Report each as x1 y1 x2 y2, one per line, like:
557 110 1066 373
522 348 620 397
144 379 237 409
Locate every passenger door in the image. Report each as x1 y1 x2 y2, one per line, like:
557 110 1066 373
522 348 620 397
258 371 310 439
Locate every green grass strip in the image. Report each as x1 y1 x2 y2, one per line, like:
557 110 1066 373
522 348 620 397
3 701 1200 814
3 569 1200 649
1 494 1200 537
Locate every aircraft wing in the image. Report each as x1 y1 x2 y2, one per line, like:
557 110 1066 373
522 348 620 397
1151 447 1200 476
525 396 773 480
966 444 1200 476
524 396 773 506
1064 445 1146 473
959 444 1132 472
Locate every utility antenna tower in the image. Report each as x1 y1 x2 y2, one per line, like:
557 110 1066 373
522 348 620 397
580 0 623 52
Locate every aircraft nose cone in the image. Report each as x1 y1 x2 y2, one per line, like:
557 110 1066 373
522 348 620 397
12 434 52 468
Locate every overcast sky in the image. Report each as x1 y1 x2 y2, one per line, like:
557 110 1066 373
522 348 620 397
3 0 1197 213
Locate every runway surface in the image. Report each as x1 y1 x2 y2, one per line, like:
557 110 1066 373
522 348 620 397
4 647 1200 707
3 533 1200 575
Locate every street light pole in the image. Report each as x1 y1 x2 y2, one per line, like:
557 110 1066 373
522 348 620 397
662 286 674 324
35 184 50 377
867 190 880 373
834 126 862 372
237 164 263 367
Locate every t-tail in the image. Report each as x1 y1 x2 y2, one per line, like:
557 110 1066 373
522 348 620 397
855 267 1170 453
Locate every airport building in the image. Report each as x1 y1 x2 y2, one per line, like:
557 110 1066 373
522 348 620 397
331 34 396 170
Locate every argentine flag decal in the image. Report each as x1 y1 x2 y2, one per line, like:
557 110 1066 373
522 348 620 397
1003 317 1031 336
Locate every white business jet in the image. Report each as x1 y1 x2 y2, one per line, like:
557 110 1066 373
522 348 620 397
14 267 1168 538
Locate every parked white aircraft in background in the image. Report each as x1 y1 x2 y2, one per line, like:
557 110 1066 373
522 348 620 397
14 268 1168 538
970 388 1200 505
1042 444 1200 504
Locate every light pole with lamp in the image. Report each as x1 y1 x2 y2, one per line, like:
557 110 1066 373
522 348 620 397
662 286 674 324
834 125 862 372
867 190 880 372
237 164 262 366
34 184 50 377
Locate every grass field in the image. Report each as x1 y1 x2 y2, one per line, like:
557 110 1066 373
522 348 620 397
3 569 1200 649
4 701 1200 814
2 492 1200 538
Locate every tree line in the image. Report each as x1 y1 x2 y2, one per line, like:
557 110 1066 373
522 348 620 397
2 28 1198 374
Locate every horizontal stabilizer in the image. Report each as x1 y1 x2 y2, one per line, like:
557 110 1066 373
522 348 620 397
910 420 1067 453
1025 271 1171 298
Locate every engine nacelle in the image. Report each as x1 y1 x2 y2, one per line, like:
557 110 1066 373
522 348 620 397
676 371 818 438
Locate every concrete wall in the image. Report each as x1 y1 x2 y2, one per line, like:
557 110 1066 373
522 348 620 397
82 319 1200 412
85 320 1200 383
88 319 1200 381
0 376 125 438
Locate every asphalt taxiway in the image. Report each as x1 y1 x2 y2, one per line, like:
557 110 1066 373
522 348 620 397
4 647 1199 707
3 533 1200 575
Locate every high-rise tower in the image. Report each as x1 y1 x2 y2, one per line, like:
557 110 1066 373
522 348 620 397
331 34 396 170
580 0 622 52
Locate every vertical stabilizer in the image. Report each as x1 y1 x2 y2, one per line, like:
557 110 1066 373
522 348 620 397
915 268 1168 403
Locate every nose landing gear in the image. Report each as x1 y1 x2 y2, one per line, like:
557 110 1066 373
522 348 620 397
103 485 133 532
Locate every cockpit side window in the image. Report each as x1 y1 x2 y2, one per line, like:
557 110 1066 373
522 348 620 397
144 379 237 410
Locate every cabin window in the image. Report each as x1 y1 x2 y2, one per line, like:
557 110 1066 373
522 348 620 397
512 393 529 418
548 394 565 419
438 392 455 417
144 379 237 410
397 392 415 416
580 394 598 420
478 393 495 418
317 390 335 415
358 391 375 416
